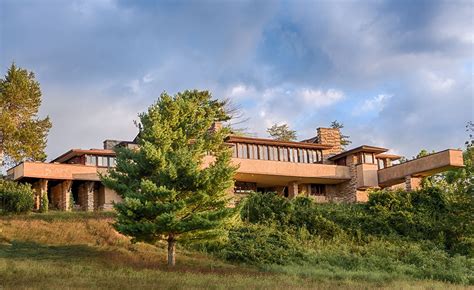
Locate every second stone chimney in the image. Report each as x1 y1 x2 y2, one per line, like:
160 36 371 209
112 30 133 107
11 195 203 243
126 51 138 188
317 127 342 155
103 140 122 150
209 121 223 133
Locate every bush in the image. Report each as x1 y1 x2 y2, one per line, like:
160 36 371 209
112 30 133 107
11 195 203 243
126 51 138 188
241 192 293 225
218 224 309 265
0 180 35 214
192 188 473 284
40 193 48 213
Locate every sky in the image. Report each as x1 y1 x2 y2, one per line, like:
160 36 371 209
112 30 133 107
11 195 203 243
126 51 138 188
0 0 473 161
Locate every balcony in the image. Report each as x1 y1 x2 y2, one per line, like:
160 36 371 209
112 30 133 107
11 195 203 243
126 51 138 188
203 156 351 186
378 149 464 187
7 162 108 181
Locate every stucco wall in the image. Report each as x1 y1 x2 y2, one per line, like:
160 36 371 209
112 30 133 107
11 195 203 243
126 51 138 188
378 149 464 187
356 163 379 188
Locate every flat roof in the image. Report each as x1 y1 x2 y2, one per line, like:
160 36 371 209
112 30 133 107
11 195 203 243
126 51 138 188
226 135 333 150
51 149 116 163
376 153 402 160
328 145 388 161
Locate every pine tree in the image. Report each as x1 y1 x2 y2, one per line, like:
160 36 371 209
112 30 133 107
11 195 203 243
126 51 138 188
330 120 351 149
0 63 52 167
267 123 297 141
101 90 238 266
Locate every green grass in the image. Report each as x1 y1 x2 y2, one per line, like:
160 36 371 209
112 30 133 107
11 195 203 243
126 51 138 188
0 212 470 289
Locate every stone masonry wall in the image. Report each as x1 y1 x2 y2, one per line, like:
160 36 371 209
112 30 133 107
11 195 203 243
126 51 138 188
326 155 358 202
317 127 342 162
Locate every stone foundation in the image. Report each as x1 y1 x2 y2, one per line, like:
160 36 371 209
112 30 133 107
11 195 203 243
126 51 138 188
405 176 422 191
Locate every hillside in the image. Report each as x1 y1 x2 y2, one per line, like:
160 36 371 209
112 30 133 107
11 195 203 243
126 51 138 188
0 212 470 290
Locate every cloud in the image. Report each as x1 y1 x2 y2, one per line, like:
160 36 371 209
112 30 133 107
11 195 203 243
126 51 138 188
0 0 471 160
299 88 345 108
353 94 392 116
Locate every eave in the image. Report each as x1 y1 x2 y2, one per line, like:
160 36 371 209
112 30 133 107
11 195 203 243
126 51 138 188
328 145 389 161
226 135 333 150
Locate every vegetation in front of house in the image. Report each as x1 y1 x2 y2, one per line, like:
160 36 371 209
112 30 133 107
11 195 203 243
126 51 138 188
0 63 52 167
193 187 473 285
0 180 34 214
190 144 474 285
101 90 239 266
0 212 469 289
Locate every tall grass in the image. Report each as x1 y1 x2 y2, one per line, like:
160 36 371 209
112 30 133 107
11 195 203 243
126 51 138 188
0 212 468 289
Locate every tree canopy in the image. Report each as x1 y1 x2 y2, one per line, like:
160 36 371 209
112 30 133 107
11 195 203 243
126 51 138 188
0 63 51 167
330 120 351 148
267 123 297 141
101 90 238 266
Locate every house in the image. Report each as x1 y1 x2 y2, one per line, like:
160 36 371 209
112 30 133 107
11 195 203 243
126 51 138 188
6 126 464 211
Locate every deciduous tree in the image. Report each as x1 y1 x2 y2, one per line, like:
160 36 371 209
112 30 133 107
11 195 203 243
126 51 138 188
101 90 238 266
0 63 51 167
267 123 297 141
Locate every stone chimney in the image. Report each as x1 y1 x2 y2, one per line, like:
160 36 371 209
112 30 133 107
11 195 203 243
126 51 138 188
103 140 122 150
317 127 342 155
209 121 223 133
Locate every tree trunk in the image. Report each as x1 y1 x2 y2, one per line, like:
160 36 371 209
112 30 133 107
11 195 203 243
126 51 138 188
167 235 176 267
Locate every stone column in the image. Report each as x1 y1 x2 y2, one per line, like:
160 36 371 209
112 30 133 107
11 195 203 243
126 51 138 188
33 179 48 210
405 176 421 191
335 155 358 202
288 181 299 199
84 182 95 211
59 180 73 211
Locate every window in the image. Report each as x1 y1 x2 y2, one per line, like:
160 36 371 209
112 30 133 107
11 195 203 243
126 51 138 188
248 144 255 159
269 146 278 161
308 150 313 163
232 144 237 157
336 158 346 166
279 147 288 162
317 150 323 163
86 155 97 166
310 184 325 196
252 144 259 159
364 153 375 164
377 158 385 169
288 148 294 162
259 145 268 160
109 157 117 167
234 181 257 194
237 143 248 159
97 156 108 167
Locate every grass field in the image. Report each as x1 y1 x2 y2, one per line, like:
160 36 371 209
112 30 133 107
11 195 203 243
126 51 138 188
0 212 470 289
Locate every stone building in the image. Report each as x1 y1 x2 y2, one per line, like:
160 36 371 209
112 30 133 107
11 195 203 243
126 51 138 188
6 126 464 211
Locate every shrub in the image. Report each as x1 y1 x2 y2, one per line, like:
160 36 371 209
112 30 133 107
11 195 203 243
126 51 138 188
39 193 48 213
218 224 309 265
291 197 343 239
241 192 293 225
0 180 35 214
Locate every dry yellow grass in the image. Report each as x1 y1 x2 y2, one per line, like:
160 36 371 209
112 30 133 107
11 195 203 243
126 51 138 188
0 212 470 289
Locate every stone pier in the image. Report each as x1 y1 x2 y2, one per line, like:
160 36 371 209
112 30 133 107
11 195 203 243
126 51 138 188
33 179 48 210
51 180 73 211
405 175 421 191
78 181 96 211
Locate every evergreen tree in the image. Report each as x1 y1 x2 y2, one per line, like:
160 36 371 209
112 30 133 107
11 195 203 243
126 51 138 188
330 120 351 148
267 123 297 141
101 90 238 266
0 63 52 167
